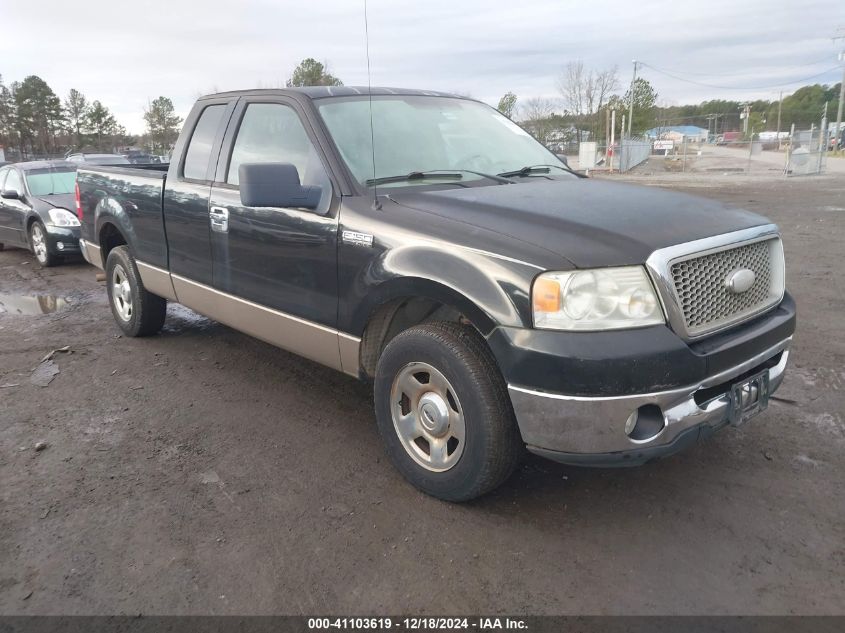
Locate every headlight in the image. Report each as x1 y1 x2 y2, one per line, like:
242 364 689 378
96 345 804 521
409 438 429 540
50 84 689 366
47 208 81 227
532 266 664 331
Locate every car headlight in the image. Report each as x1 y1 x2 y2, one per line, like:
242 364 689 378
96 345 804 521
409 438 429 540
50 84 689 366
47 208 81 227
532 266 664 331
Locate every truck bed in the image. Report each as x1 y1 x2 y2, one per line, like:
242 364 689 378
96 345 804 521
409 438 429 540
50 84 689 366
77 164 170 269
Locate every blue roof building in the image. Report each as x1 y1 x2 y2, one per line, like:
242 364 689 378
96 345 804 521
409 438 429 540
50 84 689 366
645 125 709 140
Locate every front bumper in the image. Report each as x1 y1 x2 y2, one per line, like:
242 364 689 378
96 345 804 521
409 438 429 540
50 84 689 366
44 225 81 255
489 292 796 466
508 337 790 466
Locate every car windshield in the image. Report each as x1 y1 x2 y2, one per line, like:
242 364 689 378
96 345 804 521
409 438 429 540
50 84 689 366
316 95 569 187
25 168 76 195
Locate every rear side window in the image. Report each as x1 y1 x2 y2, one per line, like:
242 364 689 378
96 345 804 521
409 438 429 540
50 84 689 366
183 104 226 180
0 168 8 189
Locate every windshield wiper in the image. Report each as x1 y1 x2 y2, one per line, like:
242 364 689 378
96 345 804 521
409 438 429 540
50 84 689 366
365 171 463 186
497 163 587 179
365 169 514 187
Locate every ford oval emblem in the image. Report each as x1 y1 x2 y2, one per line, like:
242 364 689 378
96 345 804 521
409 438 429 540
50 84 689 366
726 268 756 294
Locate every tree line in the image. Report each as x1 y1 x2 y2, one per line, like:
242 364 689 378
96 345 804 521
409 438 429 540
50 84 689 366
0 58 340 161
2 58 839 160
497 60 841 147
0 74 183 160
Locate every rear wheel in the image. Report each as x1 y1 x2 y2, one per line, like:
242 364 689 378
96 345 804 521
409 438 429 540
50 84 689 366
105 245 166 337
29 221 58 267
374 322 523 502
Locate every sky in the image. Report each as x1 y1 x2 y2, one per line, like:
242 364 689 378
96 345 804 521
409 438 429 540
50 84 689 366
1 0 843 134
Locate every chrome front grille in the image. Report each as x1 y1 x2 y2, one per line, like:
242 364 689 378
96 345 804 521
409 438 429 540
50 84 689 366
646 226 786 340
671 240 775 335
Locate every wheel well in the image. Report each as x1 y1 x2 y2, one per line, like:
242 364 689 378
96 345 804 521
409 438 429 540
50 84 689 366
99 223 127 260
26 215 40 232
359 297 477 378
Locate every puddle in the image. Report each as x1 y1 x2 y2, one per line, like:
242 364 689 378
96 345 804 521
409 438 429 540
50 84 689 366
0 294 69 315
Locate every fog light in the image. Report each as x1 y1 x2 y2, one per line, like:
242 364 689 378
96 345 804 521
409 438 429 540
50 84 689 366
57 242 65 251
625 404 666 442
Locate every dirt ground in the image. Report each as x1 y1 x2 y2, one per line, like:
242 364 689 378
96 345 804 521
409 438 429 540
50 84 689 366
1 174 843 616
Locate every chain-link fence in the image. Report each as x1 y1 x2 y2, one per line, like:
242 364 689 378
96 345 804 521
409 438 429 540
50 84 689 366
785 128 827 176
572 132 829 177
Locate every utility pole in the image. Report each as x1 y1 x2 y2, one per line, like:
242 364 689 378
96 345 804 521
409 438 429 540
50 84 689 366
740 103 751 135
627 60 638 138
836 52 845 153
834 27 845 153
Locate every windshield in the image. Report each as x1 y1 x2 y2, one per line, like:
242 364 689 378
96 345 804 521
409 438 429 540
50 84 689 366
25 168 76 195
316 95 567 187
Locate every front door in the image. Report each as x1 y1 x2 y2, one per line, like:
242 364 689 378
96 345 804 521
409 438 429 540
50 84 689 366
207 100 339 329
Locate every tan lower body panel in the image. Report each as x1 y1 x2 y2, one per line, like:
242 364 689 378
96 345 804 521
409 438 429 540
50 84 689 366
136 261 178 302
170 273 360 377
79 240 103 269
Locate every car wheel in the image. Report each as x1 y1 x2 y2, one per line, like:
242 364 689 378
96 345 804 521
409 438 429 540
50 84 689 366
374 322 523 502
29 221 57 267
105 245 167 337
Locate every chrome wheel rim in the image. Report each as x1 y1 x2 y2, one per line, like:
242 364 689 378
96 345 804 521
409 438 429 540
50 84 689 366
390 362 465 472
111 264 133 321
31 224 47 263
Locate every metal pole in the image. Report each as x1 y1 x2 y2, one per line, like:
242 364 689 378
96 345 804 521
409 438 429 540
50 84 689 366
627 60 637 138
610 109 616 172
682 136 687 172
776 91 783 151
819 102 828 173
835 53 844 154
747 125 754 173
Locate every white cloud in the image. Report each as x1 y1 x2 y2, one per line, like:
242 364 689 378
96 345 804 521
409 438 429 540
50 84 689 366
1 0 841 134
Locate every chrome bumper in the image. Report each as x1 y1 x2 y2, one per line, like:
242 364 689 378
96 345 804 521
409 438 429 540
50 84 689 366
508 337 791 462
78 239 103 269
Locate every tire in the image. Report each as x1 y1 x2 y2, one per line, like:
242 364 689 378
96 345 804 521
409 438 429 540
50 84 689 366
374 322 523 502
105 245 167 337
29 220 58 267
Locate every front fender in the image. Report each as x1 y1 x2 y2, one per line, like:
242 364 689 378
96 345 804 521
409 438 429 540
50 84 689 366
344 242 538 337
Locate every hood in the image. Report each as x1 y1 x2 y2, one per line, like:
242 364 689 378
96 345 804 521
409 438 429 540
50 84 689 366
33 193 76 212
389 179 771 268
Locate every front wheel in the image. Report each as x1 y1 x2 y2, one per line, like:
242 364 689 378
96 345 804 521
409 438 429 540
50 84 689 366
374 322 523 502
105 245 167 337
29 221 58 267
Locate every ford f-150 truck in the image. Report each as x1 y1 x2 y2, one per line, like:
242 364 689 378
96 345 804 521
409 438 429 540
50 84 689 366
76 87 796 501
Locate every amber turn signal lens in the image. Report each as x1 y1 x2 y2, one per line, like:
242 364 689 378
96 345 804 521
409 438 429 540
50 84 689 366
532 277 561 313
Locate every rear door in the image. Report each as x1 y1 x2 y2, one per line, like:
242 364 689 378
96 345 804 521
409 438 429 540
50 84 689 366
163 98 236 285
206 97 339 328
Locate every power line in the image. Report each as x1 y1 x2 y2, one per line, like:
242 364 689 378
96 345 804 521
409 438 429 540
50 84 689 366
640 62 842 90
639 56 837 78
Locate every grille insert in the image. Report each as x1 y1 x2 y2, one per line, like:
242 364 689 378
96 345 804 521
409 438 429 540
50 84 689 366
670 239 777 336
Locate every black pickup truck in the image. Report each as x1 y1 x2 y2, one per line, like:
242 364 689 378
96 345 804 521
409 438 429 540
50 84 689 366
77 87 795 501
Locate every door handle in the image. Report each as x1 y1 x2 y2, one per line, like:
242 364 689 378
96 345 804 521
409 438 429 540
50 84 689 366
209 206 229 233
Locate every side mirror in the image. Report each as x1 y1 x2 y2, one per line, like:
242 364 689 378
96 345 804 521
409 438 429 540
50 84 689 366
557 155 570 167
239 163 321 209
0 189 20 200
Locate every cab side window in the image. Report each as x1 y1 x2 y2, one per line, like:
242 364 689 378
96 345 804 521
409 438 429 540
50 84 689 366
226 103 331 213
0 168 8 190
183 104 226 181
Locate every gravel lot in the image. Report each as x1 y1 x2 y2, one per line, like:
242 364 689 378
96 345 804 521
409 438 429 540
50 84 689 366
1 174 843 615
